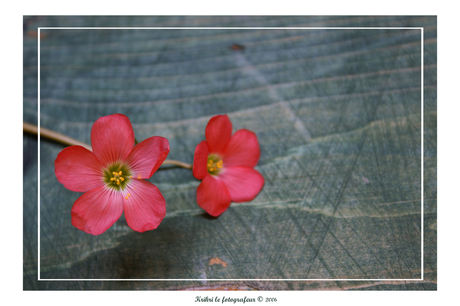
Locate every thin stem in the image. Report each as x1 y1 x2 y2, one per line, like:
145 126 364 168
23 122 193 170
23 122 92 151
161 159 193 170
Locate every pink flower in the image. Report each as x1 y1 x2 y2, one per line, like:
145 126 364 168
192 115 264 216
54 114 170 235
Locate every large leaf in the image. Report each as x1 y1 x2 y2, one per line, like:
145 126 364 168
23 16 437 290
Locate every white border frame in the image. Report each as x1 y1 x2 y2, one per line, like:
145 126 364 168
37 26 425 282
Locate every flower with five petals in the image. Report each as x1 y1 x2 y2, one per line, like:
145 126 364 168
54 114 170 235
193 115 264 216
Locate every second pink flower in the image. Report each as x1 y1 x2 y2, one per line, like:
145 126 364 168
193 114 265 216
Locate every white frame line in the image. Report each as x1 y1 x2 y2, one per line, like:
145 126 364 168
37 27 41 279
420 27 424 280
37 26 425 282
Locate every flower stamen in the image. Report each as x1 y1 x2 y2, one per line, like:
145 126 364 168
104 163 131 190
207 155 223 175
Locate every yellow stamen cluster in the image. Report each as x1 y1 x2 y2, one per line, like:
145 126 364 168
207 155 223 175
208 160 223 172
110 171 125 186
104 163 131 191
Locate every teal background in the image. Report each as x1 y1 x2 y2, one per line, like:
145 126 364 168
23 16 436 290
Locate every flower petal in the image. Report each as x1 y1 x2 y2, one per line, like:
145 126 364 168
91 114 135 166
193 140 210 180
222 129 261 168
205 114 232 154
196 174 232 217
55 146 104 192
125 136 170 179
123 179 166 233
71 186 124 235
219 166 265 203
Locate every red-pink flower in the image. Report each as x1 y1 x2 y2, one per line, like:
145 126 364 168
192 115 264 216
54 114 170 235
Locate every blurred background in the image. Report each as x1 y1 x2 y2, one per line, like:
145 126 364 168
23 16 437 290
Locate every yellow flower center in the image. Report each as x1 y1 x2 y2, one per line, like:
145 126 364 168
207 155 223 175
103 163 131 191
109 170 125 186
